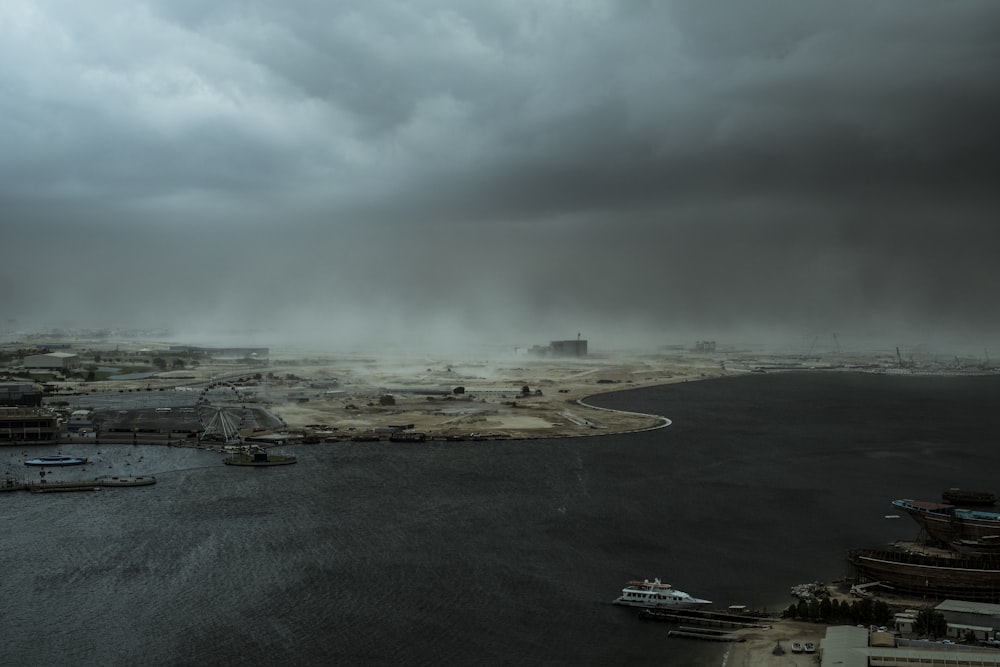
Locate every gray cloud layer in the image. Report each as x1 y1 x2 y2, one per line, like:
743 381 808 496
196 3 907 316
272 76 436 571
3 1 998 351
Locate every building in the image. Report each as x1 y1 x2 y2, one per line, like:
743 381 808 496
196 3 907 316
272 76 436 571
167 346 269 361
0 408 60 443
550 339 588 357
23 352 80 370
936 600 1000 642
819 624 1000 666
0 382 43 407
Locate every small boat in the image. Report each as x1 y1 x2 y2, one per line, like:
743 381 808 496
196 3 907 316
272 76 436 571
97 475 156 487
24 455 88 467
613 578 711 608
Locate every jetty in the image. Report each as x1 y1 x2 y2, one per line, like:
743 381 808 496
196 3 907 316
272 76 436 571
667 627 746 642
637 607 771 630
3 476 156 494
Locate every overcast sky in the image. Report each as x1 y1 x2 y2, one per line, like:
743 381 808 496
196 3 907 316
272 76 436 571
3 1 998 353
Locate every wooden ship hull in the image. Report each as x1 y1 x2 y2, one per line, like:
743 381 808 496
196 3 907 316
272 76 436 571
848 548 1000 602
892 499 1000 544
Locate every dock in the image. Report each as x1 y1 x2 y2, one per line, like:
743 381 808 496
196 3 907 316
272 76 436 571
7 476 157 493
667 627 746 642
638 608 772 630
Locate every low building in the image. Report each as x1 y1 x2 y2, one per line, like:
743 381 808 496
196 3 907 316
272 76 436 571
894 609 920 634
936 600 1000 642
23 352 80 370
68 409 94 432
0 382 43 407
820 624 1000 666
0 408 60 443
551 339 588 357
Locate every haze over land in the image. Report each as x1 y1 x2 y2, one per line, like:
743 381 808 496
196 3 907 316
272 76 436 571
3 1 998 354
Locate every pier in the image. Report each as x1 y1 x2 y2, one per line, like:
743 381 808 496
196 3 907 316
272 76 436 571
1 476 156 493
637 608 772 630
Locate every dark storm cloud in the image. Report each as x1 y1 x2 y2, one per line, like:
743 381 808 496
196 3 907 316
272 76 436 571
2 1 998 350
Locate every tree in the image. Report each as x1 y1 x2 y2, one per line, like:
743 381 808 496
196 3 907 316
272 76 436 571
153 357 167 370
819 597 833 621
914 608 948 638
873 599 892 626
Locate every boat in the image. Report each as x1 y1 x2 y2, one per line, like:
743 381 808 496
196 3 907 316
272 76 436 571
97 475 156 487
848 548 1000 602
223 445 297 467
613 578 711 608
24 455 88 466
942 488 996 506
892 499 1000 544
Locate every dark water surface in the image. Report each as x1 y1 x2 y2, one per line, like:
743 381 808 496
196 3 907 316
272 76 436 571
4 372 1000 666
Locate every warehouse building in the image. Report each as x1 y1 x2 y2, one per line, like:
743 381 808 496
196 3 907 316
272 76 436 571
23 352 80 370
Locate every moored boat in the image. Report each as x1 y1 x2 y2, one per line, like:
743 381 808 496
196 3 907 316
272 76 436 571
892 499 1000 544
97 475 156 487
24 455 88 466
613 578 711 608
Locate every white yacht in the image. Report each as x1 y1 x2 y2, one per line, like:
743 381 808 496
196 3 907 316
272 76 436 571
613 578 711 608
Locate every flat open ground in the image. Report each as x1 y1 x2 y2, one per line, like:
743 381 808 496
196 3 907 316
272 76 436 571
235 353 730 439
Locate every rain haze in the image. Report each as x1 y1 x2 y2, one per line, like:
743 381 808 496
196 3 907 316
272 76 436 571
3 1 999 354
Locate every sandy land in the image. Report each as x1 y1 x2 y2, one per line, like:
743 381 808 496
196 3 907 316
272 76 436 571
722 620 825 666
251 353 730 439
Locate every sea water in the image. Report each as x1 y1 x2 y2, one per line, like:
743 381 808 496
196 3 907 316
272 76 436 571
3 372 1000 666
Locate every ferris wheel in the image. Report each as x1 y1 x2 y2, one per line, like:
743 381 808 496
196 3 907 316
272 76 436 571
200 407 245 445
